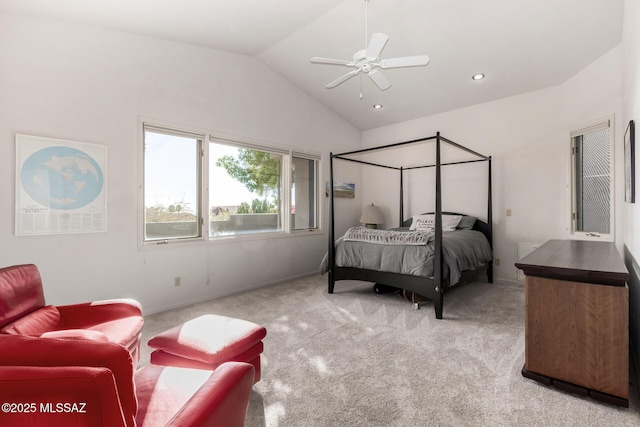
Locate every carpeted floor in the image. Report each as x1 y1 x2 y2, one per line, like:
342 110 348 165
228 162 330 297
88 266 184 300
140 275 640 426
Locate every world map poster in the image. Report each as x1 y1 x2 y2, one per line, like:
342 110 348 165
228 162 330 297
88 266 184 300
15 134 107 235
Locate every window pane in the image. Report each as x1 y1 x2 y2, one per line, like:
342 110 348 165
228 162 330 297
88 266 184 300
292 156 318 230
573 127 610 234
144 130 201 240
209 142 283 236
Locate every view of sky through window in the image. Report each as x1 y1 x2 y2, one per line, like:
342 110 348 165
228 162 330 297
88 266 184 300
145 133 258 214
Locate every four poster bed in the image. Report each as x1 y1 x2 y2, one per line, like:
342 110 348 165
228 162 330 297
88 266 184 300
323 132 493 319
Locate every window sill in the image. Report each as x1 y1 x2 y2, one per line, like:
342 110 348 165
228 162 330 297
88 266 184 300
208 228 323 244
140 227 323 250
568 233 614 243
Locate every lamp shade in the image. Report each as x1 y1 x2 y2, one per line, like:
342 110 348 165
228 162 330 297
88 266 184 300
360 204 384 228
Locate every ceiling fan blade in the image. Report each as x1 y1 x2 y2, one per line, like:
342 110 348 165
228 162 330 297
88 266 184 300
368 69 391 91
311 57 353 66
326 69 361 89
365 33 389 60
379 55 430 69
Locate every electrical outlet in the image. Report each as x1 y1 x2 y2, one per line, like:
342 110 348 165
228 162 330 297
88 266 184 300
174 277 181 287
506 209 512 216
494 258 500 266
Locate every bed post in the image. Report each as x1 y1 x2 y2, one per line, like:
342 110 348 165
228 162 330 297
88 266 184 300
434 133 444 319
399 167 404 227
487 156 493 283
328 153 336 293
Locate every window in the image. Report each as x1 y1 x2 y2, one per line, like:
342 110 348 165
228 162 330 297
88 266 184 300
292 154 319 230
142 123 320 243
570 119 613 238
209 140 285 236
143 125 203 241
208 138 321 237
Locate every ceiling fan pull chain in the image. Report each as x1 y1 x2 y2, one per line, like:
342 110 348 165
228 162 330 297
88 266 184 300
364 0 369 47
362 0 368 100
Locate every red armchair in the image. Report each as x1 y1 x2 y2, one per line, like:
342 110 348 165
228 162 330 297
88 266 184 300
0 334 255 426
0 264 143 364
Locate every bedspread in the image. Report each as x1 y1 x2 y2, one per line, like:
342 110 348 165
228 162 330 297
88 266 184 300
320 229 492 285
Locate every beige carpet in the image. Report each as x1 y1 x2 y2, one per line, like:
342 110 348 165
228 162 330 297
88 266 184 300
140 275 640 426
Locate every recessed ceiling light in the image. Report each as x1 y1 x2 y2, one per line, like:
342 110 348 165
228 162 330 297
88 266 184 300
373 104 383 109
472 73 485 80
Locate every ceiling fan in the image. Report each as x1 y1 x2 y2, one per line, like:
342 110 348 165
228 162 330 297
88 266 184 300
311 33 429 91
310 1 430 94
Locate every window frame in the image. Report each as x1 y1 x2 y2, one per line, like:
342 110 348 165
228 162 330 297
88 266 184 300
141 123 205 245
208 137 289 238
139 121 322 246
291 151 321 232
569 116 614 241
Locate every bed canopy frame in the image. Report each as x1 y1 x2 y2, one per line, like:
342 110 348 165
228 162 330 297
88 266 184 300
327 132 493 319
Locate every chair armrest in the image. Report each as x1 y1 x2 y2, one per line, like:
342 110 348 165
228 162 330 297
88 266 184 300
167 362 255 427
92 298 143 312
56 299 142 328
0 334 137 427
134 363 254 427
0 366 127 427
39 329 110 342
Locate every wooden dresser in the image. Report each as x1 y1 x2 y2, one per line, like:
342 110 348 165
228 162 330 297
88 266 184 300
515 239 630 407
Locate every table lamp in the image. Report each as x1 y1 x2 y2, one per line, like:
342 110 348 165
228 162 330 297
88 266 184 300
360 203 383 229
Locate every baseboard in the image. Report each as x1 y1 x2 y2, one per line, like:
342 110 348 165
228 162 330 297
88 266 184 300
624 245 640 398
144 270 320 315
493 277 524 287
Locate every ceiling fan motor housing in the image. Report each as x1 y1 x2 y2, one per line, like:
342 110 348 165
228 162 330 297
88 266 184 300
354 49 377 72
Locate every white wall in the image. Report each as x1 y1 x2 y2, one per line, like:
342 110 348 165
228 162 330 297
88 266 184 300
622 0 640 377
623 0 640 255
0 13 362 313
362 45 623 282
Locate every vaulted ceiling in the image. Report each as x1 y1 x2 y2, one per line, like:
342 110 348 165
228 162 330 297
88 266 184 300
0 0 624 130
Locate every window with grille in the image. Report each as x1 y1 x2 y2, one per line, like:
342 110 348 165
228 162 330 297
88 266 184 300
570 119 613 238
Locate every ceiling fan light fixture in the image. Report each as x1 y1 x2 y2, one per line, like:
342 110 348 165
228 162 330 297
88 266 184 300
472 73 485 80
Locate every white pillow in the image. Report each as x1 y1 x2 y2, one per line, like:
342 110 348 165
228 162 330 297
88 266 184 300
410 214 434 231
409 214 462 232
